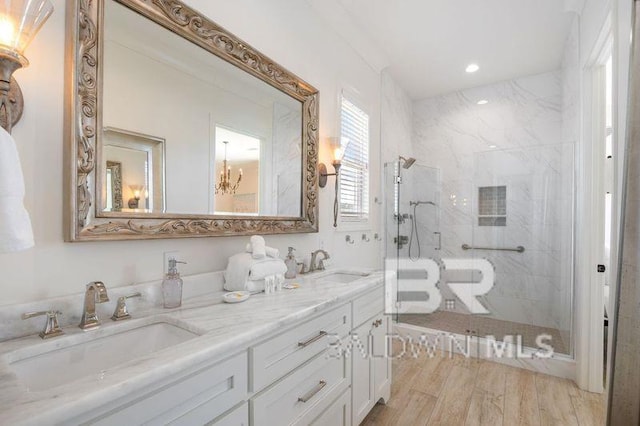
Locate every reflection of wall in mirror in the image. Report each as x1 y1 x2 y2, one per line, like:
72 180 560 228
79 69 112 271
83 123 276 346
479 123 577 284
104 41 271 215
272 102 302 217
102 4 302 216
214 161 259 214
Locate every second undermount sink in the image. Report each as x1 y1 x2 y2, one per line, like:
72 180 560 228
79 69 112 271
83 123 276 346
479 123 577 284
316 271 370 284
8 321 199 392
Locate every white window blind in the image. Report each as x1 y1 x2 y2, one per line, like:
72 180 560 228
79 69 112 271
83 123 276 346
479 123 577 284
339 95 369 223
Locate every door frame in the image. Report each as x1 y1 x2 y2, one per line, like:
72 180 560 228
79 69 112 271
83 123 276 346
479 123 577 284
576 13 615 393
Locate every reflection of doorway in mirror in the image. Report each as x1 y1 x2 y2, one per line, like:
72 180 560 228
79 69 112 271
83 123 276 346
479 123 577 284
102 128 166 213
105 161 123 211
212 126 262 215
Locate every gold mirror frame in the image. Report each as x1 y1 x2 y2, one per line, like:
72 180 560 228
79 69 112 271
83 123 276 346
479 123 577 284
64 0 319 241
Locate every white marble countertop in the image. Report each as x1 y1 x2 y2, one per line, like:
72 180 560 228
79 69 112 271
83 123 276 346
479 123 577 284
0 268 383 425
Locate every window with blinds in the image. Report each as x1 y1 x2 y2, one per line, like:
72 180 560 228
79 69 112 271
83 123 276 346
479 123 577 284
339 95 369 223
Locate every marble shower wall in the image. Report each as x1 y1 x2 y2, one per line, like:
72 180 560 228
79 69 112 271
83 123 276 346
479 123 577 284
272 102 303 216
381 71 415 260
411 70 575 335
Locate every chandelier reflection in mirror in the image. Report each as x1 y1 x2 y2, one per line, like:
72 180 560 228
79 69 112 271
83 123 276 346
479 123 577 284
215 141 243 195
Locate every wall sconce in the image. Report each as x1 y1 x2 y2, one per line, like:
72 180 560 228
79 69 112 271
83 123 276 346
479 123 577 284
319 138 346 227
0 0 53 133
128 185 145 209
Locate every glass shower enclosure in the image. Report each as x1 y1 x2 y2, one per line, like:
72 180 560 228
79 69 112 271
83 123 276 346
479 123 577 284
386 144 574 356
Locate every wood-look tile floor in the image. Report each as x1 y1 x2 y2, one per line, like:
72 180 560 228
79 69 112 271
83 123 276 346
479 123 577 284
361 352 606 426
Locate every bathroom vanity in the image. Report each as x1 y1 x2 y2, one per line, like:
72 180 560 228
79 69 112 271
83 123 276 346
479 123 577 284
0 269 390 425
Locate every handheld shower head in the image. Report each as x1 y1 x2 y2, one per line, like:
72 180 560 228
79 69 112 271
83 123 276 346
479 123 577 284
399 156 416 169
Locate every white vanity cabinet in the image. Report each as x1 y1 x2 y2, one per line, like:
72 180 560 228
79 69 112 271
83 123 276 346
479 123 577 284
71 352 249 426
351 288 391 426
59 282 388 426
249 304 352 426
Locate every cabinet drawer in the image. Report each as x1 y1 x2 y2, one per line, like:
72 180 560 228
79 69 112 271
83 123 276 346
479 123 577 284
352 286 384 328
250 304 351 391
251 351 349 426
297 388 351 426
85 352 248 426
207 402 249 426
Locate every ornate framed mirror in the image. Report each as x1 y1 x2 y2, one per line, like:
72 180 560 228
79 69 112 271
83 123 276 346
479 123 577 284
64 0 319 241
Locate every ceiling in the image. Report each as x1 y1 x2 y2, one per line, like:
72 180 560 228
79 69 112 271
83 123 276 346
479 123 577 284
336 0 575 99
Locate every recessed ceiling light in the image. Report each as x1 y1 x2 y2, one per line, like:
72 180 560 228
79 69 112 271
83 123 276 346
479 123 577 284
465 63 479 73
477 99 489 105
489 145 497 148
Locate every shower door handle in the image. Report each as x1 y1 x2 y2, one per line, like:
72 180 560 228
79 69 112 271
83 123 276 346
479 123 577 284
434 232 441 250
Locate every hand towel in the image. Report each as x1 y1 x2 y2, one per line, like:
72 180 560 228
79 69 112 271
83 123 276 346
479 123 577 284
250 235 266 259
224 252 286 291
249 258 287 281
245 243 280 259
0 127 34 253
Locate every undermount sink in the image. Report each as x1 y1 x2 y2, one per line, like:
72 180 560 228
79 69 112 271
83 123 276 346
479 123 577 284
8 321 199 392
316 271 370 284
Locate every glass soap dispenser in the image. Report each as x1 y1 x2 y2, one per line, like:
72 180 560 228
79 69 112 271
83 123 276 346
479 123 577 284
163 258 186 308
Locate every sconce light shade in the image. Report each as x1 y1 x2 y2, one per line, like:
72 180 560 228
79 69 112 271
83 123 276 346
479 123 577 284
128 184 145 208
0 0 52 133
319 137 349 227
0 0 53 60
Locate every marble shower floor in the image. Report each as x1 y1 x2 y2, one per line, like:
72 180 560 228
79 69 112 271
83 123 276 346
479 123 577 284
399 311 569 355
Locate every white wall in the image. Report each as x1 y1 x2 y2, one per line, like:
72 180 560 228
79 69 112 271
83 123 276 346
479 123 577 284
104 40 275 215
1 0 382 305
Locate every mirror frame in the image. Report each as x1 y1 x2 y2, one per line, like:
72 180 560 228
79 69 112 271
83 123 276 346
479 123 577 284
64 0 319 241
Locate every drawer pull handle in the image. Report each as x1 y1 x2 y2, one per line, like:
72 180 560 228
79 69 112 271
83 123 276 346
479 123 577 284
298 380 327 403
298 331 328 347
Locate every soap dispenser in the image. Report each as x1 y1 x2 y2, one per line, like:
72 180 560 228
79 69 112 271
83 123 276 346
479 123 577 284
163 258 186 308
284 247 297 279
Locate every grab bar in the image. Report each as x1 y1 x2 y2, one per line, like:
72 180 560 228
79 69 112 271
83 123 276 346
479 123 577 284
461 243 525 253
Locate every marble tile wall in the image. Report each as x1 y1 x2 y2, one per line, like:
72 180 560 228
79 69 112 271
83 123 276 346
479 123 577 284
410 70 575 335
381 71 415 261
272 102 303 217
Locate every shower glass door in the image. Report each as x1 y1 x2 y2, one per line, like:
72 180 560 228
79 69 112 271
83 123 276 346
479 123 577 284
384 160 444 327
468 144 574 356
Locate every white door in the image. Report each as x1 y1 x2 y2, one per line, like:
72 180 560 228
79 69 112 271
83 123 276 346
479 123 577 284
373 315 391 402
351 320 374 425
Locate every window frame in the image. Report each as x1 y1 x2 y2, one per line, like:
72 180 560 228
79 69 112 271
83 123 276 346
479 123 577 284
336 89 371 231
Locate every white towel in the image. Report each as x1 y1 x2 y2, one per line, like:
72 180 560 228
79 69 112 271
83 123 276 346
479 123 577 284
246 274 285 293
250 258 287 280
250 235 266 259
224 252 287 291
245 243 280 259
0 127 34 253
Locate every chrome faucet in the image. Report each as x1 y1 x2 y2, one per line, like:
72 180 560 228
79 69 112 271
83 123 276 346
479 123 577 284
79 281 110 330
310 249 330 272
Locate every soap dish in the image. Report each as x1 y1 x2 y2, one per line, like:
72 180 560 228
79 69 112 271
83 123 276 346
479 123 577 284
223 291 251 303
283 283 300 290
